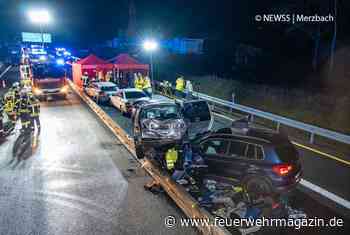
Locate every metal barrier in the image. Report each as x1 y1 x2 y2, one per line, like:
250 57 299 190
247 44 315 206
153 80 350 145
0 65 12 79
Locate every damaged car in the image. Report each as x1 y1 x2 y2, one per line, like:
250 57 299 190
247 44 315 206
133 100 212 159
191 120 302 197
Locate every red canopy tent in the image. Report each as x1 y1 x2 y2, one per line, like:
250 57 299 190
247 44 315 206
72 54 113 87
111 53 149 71
109 54 149 88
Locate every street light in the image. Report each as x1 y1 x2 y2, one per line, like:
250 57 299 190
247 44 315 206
28 9 51 48
143 39 158 84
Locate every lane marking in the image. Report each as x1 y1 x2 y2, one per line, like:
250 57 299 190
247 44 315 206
292 141 350 167
300 179 350 210
213 112 350 167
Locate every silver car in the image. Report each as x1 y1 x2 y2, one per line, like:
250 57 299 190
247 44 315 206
85 82 118 103
110 88 150 115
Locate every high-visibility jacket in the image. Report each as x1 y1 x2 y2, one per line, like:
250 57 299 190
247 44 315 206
165 148 178 170
3 91 16 113
135 77 143 90
143 77 151 89
176 77 185 92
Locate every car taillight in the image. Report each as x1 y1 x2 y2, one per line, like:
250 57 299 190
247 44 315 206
272 164 293 176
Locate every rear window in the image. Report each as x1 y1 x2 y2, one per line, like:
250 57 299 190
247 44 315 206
141 105 181 120
125 91 147 99
101 86 117 92
183 101 211 122
275 144 298 163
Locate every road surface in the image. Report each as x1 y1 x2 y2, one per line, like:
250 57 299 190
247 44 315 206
0 89 196 234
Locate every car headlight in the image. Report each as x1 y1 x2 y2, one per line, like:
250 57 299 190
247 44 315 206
60 85 69 93
33 87 43 95
149 122 160 129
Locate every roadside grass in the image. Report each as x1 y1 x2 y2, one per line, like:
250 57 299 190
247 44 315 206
185 75 350 135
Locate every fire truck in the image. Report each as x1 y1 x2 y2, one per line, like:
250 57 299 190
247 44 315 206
31 62 68 100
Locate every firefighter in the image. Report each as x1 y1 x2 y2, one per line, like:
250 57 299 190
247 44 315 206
165 147 178 171
28 92 41 135
3 86 19 125
175 76 185 98
81 72 89 88
17 91 31 133
143 76 152 97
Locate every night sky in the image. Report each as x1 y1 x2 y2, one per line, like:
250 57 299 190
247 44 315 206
1 1 349 47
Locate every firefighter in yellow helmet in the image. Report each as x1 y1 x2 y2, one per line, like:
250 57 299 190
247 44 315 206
175 76 185 98
165 147 178 171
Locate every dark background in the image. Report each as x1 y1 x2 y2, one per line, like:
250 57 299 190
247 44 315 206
1 0 350 88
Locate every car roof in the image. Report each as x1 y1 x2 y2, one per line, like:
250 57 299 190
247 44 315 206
93 82 117 87
203 127 290 146
120 88 145 93
141 100 177 109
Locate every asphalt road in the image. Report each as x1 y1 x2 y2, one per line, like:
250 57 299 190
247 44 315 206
0 91 196 234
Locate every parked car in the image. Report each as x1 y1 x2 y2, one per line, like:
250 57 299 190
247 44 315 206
191 124 302 196
133 100 212 159
110 88 149 115
85 82 118 103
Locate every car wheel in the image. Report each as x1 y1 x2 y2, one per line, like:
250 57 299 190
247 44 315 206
243 177 273 201
135 144 144 159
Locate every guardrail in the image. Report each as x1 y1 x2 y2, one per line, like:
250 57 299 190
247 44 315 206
0 65 12 80
191 91 350 145
153 81 350 145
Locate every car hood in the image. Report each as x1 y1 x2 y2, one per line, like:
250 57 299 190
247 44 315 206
141 118 186 139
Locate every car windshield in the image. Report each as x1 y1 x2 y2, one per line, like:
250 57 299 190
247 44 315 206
275 144 299 163
32 65 65 79
125 91 147 99
101 86 117 92
183 100 211 122
141 105 181 120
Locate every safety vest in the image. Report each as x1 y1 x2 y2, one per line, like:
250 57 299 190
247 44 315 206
135 78 143 90
4 92 16 113
176 77 185 92
143 77 151 89
165 148 178 170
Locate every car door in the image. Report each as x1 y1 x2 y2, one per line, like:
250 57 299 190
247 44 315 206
112 91 123 109
227 140 258 181
199 138 230 179
181 100 213 138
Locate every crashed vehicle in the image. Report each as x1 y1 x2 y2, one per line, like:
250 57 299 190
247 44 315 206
191 118 302 196
133 100 212 159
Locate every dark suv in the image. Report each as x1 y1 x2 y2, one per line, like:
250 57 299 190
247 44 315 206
192 126 302 195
